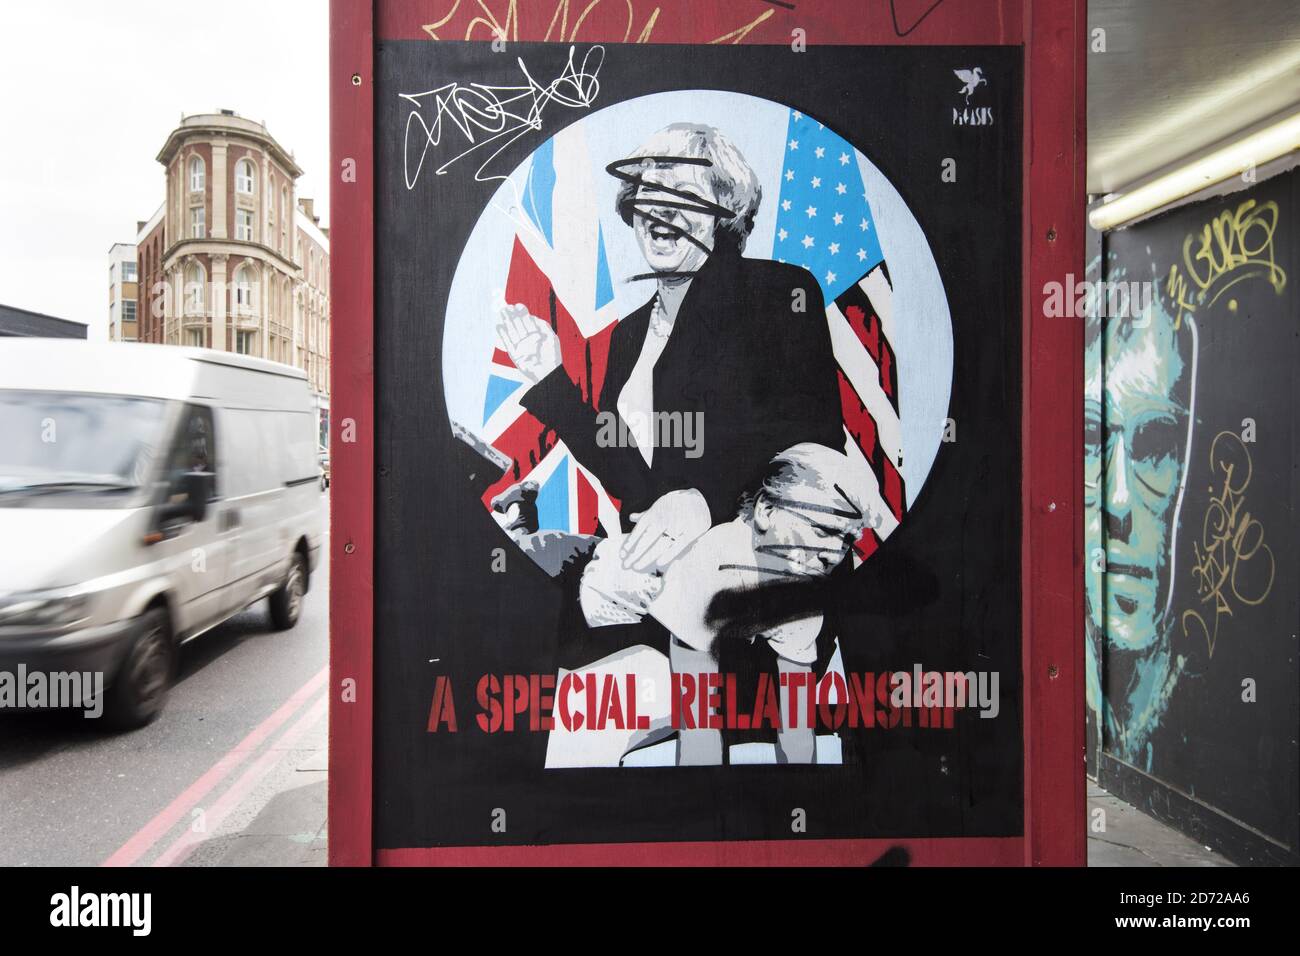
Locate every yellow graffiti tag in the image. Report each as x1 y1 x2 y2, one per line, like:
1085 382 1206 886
424 0 665 43
421 0 778 45
1166 199 1286 328
1182 430 1275 659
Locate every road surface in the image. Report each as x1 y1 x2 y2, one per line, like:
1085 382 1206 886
0 497 329 867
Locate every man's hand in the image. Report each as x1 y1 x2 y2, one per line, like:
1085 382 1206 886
490 480 540 536
580 537 664 627
621 487 711 572
497 303 562 385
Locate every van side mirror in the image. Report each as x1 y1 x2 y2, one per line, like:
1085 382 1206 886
161 470 213 525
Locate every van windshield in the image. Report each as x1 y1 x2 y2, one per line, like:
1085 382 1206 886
0 390 168 498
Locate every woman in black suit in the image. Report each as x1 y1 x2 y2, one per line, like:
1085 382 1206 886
498 123 843 574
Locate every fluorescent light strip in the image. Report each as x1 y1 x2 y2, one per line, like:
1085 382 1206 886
1089 111 1300 231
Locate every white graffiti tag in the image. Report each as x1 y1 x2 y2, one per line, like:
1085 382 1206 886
401 44 604 189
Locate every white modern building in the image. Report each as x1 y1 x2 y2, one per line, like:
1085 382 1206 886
107 242 138 342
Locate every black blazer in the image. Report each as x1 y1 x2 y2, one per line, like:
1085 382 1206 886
520 244 844 527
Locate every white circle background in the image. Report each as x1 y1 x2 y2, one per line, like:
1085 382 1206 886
442 90 953 511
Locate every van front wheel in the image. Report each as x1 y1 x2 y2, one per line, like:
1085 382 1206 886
104 608 173 730
269 553 306 630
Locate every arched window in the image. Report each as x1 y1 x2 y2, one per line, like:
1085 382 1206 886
188 156 205 192
184 263 205 315
233 265 255 315
235 159 256 196
280 188 288 252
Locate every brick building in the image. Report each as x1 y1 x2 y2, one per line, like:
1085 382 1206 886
133 110 329 438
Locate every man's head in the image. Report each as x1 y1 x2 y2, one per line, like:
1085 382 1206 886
739 443 874 578
612 123 762 276
1085 298 1195 652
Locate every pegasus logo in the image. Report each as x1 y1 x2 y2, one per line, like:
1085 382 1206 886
953 68 986 103
951 67 994 127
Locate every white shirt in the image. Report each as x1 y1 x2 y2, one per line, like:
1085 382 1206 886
615 281 690 466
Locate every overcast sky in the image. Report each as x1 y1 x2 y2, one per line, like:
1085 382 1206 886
0 0 329 340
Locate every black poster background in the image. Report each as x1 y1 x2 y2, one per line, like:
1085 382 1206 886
373 41 1023 848
1102 168 1300 855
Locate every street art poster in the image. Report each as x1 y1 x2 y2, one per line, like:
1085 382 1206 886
1085 166 1299 860
373 39 1024 848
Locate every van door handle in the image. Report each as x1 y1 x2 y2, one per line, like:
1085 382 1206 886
220 509 239 532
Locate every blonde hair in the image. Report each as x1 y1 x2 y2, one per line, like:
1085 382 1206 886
614 123 762 252
739 443 874 531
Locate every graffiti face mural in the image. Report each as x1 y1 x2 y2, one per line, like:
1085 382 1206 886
1086 301 1193 654
1085 282 1197 766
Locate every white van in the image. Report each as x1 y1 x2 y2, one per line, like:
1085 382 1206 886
0 341 323 727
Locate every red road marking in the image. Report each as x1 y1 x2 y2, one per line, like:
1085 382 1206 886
152 694 328 867
102 666 328 867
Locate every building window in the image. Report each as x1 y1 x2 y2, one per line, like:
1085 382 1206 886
233 266 255 314
236 330 255 355
185 264 205 315
122 300 137 323
122 262 137 282
186 328 205 348
189 156 205 192
236 209 254 242
190 206 205 239
235 159 256 196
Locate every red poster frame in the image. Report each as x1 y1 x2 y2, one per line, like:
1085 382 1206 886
329 0 1086 867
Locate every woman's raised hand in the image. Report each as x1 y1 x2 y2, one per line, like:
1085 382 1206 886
496 302 562 385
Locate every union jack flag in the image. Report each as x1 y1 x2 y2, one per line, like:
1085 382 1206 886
477 125 622 537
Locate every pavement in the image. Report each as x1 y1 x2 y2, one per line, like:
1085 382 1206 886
1087 781 1233 867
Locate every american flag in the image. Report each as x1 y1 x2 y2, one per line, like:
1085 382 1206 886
477 113 906 560
771 110 906 561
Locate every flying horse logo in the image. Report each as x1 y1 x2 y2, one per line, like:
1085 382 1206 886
951 67 993 127
953 68 986 103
